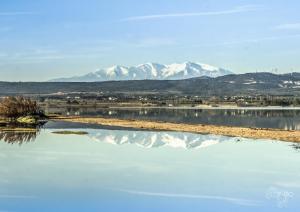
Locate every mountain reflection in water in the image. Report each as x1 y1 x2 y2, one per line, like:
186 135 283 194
1 127 300 211
2 126 299 153
88 130 241 149
0 126 240 149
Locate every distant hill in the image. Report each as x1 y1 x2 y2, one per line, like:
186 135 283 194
50 62 233 82
1 72 300 96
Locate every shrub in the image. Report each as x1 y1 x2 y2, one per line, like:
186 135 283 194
0 96 43 118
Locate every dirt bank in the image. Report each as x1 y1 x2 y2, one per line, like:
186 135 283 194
52 116 300 143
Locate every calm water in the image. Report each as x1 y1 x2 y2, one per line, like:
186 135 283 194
1 126 300 211
46 107 300 130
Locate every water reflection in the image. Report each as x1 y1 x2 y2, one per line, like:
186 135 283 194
89 130 240 149
1 128 300 212
1 123 299 154
0 123 44 145
291 143 300 151
46 107 300 130
0 130 38 145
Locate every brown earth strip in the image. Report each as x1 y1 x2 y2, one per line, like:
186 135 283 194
0 127 38 132
52 116 300 143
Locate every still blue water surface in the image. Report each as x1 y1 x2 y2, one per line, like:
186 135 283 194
0 128 300 211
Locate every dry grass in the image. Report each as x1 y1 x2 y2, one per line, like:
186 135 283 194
0 96 42 118
54 116 300 143
52 131 88 135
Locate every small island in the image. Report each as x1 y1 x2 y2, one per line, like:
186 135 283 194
51 130 88 135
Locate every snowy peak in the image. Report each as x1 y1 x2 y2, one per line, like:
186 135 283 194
50 62 234 82
102 65 129 77
136 63 166 78
162 61 231 78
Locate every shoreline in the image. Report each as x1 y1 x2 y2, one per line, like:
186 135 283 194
107 105 300 110
46 105 300 110
52 116 300 143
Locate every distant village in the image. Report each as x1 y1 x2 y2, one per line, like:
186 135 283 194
34 92 300 108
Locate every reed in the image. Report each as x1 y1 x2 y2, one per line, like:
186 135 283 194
0 96 43 118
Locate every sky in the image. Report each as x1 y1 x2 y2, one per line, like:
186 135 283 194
0 0 300 81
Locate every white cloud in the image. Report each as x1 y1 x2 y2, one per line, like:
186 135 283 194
116 188 261 206
121 5 262 22
205 34 300 47
275 23 300 30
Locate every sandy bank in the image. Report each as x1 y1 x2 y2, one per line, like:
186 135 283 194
53 116 300 143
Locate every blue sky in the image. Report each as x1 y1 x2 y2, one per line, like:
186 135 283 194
0 0 300 81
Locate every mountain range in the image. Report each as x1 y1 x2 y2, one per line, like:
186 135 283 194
51 62 233 82
1 72 300 96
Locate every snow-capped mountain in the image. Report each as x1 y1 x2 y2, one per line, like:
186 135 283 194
51 62 233 82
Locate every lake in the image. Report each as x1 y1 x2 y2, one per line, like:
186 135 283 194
46 107 300 130
0 123 300 211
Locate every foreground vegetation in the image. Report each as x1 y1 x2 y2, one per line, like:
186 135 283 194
0 96 46 125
